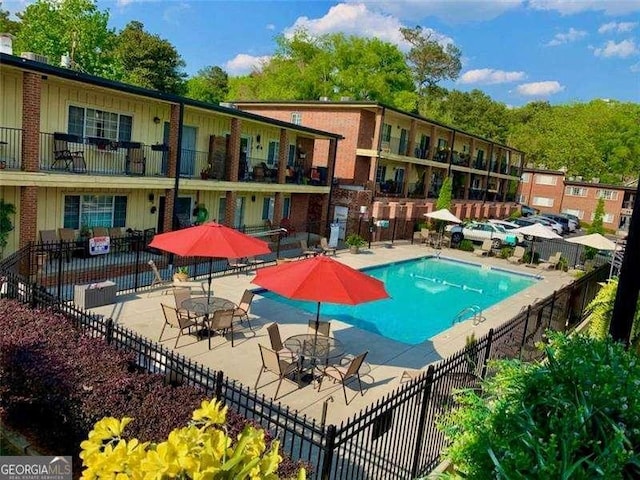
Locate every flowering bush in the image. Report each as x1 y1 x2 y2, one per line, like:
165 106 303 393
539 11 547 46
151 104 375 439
80 399 305 479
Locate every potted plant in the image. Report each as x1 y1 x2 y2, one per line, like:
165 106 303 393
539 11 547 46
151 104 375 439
173 266 189 282
345 233 366 254
200 163 212 180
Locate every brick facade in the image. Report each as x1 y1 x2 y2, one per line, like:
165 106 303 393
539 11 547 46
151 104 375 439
22 72 41 172
19 186 38 247
227 118 241 182
518 170 565 213
224 191 236 226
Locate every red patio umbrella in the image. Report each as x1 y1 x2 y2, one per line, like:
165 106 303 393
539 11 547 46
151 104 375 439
251 255 389 329
149 222 271 297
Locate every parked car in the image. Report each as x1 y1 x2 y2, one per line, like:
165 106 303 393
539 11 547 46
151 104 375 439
541 213 575 232
562 212 581 229
519 204 538 217
447 221 521 248
528 216 564 235
490 218 533 241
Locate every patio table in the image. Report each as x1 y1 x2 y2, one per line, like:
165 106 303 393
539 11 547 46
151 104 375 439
284 333 345 383
181 296 236 344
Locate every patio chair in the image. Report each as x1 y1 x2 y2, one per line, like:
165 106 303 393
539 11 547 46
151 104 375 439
299 239 317 258
52 134 86 172
538 251 562 270
246 255 266 270
159 303 198 348
173 286 199 321
92 227 109 237
316 351 368 404
39 229 60 258
58 228 76 243
320 237 337 256
108 227 126 252
507 246 526 264
126 147 146 176
266 323 297 360
148 260 171 294
232 289 254 330
474 239 493 257
255 344 301 400
227 258 250 276
419 228 430 245
308 320 331 337
206 308 236 348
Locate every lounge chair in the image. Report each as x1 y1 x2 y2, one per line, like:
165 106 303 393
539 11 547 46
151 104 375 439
148 260 171 293
232 289 255 330
316 351 368 404
299 239 317 258
159 304 198 348
507 246 526 264
266 323 297 360
474 239 493 257
538 252 562 270
308 320 331 337
227 258 250 276
255 345 301 400
320 237 337 256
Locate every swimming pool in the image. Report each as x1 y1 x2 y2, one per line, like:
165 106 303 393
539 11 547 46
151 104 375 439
259 256 537 345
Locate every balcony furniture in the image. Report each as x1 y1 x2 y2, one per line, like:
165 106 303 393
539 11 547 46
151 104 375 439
320 237 337 256
52 132 86 173
255 345 302 400
206 308 236 348
232 289 255 330
159 303 198 348
180 295 236 348
316 351 368 404
126 146 146 175
74 281 117 309
266 323 297 361
308 320 331 337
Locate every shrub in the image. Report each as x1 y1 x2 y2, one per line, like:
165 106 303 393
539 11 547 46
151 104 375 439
585 278 640 346
522 250 540 264
0 300 305 477
499 246 514 259
458 240 474 252
439 333 640 479
345 233 366 248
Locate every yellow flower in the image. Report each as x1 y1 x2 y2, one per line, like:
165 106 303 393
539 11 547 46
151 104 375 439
87 417 133 444
192 399 227 425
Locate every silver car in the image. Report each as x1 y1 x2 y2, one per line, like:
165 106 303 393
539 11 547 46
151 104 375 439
448 221 521 248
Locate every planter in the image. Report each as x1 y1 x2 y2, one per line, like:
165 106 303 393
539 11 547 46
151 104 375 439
349 246 360 254
173 273 189 282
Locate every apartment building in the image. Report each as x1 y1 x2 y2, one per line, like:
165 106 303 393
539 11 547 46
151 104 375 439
233 101 524 233
0 53 342 256
518 168 636 233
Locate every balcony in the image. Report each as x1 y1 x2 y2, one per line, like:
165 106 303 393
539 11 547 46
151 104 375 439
0 127 22 170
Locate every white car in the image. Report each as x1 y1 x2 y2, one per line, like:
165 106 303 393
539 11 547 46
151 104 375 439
447 222 521 248
528 216 564 235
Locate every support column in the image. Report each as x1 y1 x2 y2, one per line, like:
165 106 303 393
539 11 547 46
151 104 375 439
273 193 284 227
323 138 339 235
162 189 175 233
19 186 37 248
277 128 287 184
22 72 41 172
464 172 472 200
228 118 241 182
224 191 237 227
168 104 180 179
166 103 183 231
407 119 417 158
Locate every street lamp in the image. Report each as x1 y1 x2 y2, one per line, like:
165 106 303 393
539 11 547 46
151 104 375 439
358 205 368 237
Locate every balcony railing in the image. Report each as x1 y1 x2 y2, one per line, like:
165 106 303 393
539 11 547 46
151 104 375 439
39 132 166 177
0 127 22 170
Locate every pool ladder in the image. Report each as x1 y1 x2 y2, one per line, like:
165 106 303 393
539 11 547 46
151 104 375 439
452 305 484 325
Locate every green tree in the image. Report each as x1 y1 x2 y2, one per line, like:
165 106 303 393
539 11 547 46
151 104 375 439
0 199 16 258
400 26 462 93
586 278 640 346
0 7 21 36
14 0 116 77
589 197 606 234
186 66 229 104
112 21 186 94
436 176 453 210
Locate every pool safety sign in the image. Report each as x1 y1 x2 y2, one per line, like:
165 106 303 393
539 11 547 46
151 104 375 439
88 236 111 255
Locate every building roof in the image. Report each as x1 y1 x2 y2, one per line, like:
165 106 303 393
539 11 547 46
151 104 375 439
564 179 637 192
0 53 343 141
521 167 566 175
232 100 524 154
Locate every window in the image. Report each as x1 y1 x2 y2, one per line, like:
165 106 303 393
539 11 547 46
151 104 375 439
565 186 587 197
375 165 387 185
283 197 291 219
63 195 127 229
218 197 226 223
562 208 584 219
68 106 132 141
287 144 296 166
592 211 614 223
521 172 531 183
262 197 274 221
517 193 527 203
437 138 448 149
267 141 279 165
290 112 302 125
535 174 557 185
532 196 554 207
597 189 618 201
381 124 392 143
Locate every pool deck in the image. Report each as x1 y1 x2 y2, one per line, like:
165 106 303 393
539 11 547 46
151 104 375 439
89 243 575 425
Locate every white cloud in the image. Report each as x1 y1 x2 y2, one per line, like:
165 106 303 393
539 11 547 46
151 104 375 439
529 0 640 16
516 81 565 96
163 2 190 25
284 3 454 50
593 39 638 58
266 24 276 31
630 62 640 72
354 0 523 24
598 21 638 34
545 27 587 46
225 54 272 76
458 68 526 84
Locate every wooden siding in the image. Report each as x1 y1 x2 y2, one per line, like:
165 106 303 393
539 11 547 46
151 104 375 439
0 186 20 255
0 70 23 128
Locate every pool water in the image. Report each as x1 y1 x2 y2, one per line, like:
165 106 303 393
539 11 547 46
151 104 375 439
259 257 537 345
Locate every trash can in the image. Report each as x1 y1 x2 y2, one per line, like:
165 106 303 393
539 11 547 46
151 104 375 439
74 281 117 309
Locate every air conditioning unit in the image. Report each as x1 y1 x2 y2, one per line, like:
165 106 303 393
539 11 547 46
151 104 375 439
21 51 49 64
219 102 236 109
318 96 329 102
591 177 600 183
340 96 352 102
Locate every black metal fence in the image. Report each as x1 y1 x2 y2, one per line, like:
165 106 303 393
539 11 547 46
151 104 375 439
0 241 609 479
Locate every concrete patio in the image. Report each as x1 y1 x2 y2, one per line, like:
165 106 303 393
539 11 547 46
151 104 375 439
89 242 576 425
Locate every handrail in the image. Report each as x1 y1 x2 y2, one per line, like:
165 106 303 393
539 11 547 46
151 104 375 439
452 305 483 325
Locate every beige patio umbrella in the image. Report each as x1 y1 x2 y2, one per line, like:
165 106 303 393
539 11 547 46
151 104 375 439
566 233 617 251
424 209 462 224
513 223 562 264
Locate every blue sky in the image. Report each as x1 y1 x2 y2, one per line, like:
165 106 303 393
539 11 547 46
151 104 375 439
5 0 640 106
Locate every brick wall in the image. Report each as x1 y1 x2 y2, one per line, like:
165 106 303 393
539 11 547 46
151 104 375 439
517 171 565 212
561 185 624 227
168 104 180 179
19 186 38 247
162 188 175 233
22 72 41 172
224 191 236 226
228 118 241 182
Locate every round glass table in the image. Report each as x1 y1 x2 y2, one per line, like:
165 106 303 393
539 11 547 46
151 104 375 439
283 333 345 363
181 296 235 316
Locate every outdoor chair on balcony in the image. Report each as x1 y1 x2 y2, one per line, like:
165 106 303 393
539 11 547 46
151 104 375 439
316 351 369 404
126 147 146 176
52 133 86 173
280 218 296 237
255 344 301 400
159 303 198 348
